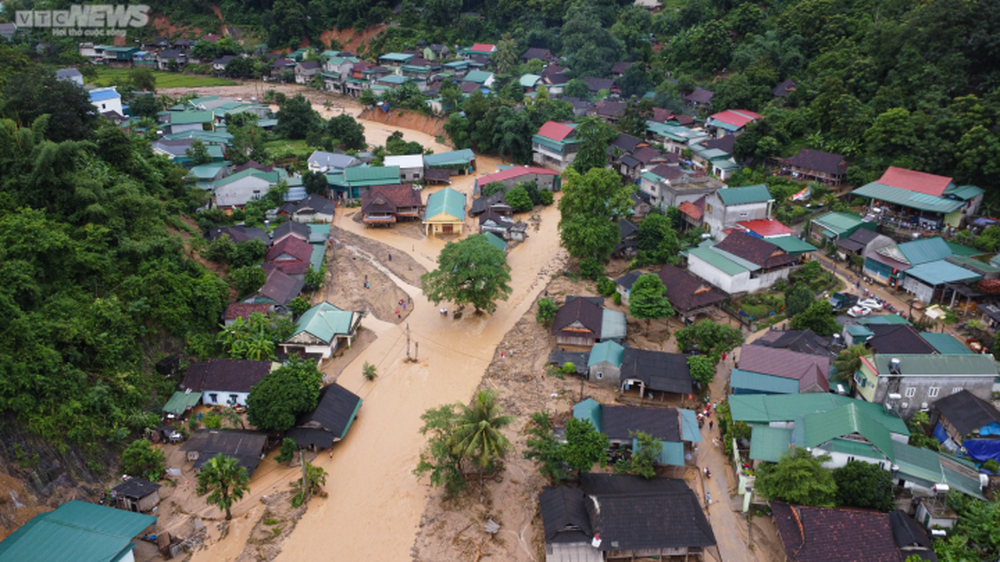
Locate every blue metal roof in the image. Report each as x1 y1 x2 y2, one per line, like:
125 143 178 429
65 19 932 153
89 89 120 101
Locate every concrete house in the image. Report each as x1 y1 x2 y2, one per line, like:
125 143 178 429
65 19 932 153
307 151 361 173
853 166 984 230
616 264 725 322
587 342 695 397
638 164 723 211
294 60 322 84
286 194 336 223
251 269 305 306
686 231 798 294
280 302 363 360
703 184 773 237
180 358 274 407
89 87 122 115
423 187 466 235
384 154 426 182
836 228 892 262
855 354 999 417
474 166 560 193
111 479 161 513
781 148 849 186
214 168 282 208
730 344 831 395
551 297 626 348
532 121 579 171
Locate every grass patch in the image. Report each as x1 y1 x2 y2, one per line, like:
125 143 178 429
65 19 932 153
738 293 784 321
265 138 318 162
263 518 279 526
88 67 238 89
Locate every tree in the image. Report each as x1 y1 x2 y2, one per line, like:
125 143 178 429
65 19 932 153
275 93 321 140
675 320 745 358
1 67 98 142
784 282 815 317
127 67 156 92
636 214 681 266
558 167 634 260
907 411 940 452
687 355 716 385
523 411 569 484
755 447 837 507
221 406 246 429
302 170 328 196
326 114 366 150
573 118 618 174
225 56 255 79
833 460 895 511
185 140 213 165
358 88 379 107
481 181 507 197
232 239 268 269
831 344 867 394
414 403 466 499
304 265 325 292
217 312 285 361
536 298 558 325
421 235 512 314
564 78 590 99
275 437 298 463
452 389 516 496
289 296 311 317
291 461 328 506
196 453 251 520
246 357 323 431
563 418 609 472
362 361 378 381
789 301 840 336
505 186 534 212
121 439 166 480
629 274 675 332
615 431 662 479
130 94 161 119
231 265 267 299
495 33 520 75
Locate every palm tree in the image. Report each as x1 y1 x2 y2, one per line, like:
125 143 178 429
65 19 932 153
451 390 515 499
362 362 378 381
832 344 868 396
196 454 250 520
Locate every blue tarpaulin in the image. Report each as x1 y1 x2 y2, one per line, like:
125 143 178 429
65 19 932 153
963 439 1000 464
933 423 950 443
981 423 1000 437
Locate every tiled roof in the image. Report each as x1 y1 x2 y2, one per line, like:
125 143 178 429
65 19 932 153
362 183 422 214
256 268 304 304
656 264 725 313
878 166 952 196
738 345 830 392
784 148 848 176
266 236 313 264
181 358 272 393
678 200 703 220
224 302 272 321
552 297 603 337
683 87 714 104
714 231 796 269
771 503 900 562
536 120 577 142
521 47 553 60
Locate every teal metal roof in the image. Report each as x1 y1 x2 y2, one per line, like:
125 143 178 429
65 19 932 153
163 390 203 415
483 231 507 252
872 353 998 376
588 340 625 367
169 110 214 125
573 398 602 433
891 441 985 500
464 70 493 84
0 500 156 562
425 187 466 220
310 243 325 269
638 439 685 466
215 168 280 188
344 166 401 186
920 332 973 355
943 184 985 200
749 426 793 462
424 149 476 166
600 310 627 341
164 130 234 144
904 259 981 286
716 184 772 206
858 314 910 325
680 409 702 443
292 302 359 344
897 237 953 265
519 74 541 87
378 74 408 85
188 161 229 179
946 255 1000 275
812 212 867 236
801 403 896 462
730 369 800 394
645 121 708 143
946 241 982 256
766 236 816 255
711 247 761 271
846 325 875 338
687 246 750 276
852 182 965 213
729 393 910 436
827 437 882 459
380 53 414 62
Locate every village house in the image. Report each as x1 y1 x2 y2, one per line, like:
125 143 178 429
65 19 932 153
686 230 798 294
424 149 477 175
853 166 984 230
479 209 527 241
459 43 497 59
250 269 305 306
223 303 273 327
613 219 638 258
551 297 626 348
730 344 831 395
361 184 424 227
207 225 270 246
181 429 269 476
271 220 310 244
616 264 726 322
521 47 555 62
532 121 580 171
162 110 216 135
307 151 361 174
180 358 273 407
835 227 892 263
327 166 401 200
111 479 161 513
89 87 122 115
474 166 561 193
574 400 700 462
280 301 363 360
539 474 716 562
264 236 313 279
781 148 849 185
855 354 999 417
293 60 322 84
283 194 337 224
771 504 928 562
0 500 157 562
585 341 695 398
424 187 466 235
930 390 1000 451
151 138 224 164
470 191 513 217
286 383 363 450
383 154 426 182
705 109 763 138
645 121 710 155
683 86 714 109
55 67 84 86
639 164 724 211
212 166 287 208
703 184 774 237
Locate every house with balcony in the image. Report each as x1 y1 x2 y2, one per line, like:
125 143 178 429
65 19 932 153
852 167 984 230
780 148 849 186
705 109 763 138
638 165 723 211
532 121 580 171
361 184 424 226
645 121 710 155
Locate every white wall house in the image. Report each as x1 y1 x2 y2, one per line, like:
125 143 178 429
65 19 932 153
703 184 774 237
384 154 426 182
214 173 275 208
89 87 123 115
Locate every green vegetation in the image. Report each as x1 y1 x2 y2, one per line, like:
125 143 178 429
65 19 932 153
246 357 324 431
789 300 841 336
88 67 236 89
421 235 512 314
536 298 558 325
291 462 328 507
276 438 299 464
755 447 837 507
687 355 716 386
614 431 662 479
558 167 634 261
833 460 895 512
120 440 166 481
362 362 378 382
628 273 675 333
674 320 745 360
196 453 251 520
524 412 610 484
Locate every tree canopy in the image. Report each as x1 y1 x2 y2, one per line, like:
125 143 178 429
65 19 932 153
421 234 512 314
628 273 674 326
789 300 841 336
558 167 634 260
755 447 837 507
246 357 324 431
674 320 745 360
833 460 895 512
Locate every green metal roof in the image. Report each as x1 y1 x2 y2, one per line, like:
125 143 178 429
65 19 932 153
827 437 882 459
897 237 953 265
904 259 981 286
645 121 708 143
378 74 408 85
164 130 234 144
379 52 414 62
730 369 800 394
463 70 493 84
891 441 985 500
920 332 973 355
292 302 358 344
858 314 910 325
169 110 214 125
943 184 985 200
711 247 761 271
425 187 466 220
600 309 627 342
573 398 602 433
401 64 432 73
0 500 156 562
633 439 686 466
588 340 625 368
344 166 401 186
846 325 875 338
729 393 909 436
215 168 280 188
812 211 867 236
483 232 507 252
163 390 203 415
872 353 998 376
716 184 772 206
801 403 896 462
687 246 750 276
852 182 965 213
946 255 1000 275
680 409 702 443
310 243 325 269
519 74 541 87
767 236 816 254
749 426 793 463
946 241 982 256
424 149 476 167
188 161 229 179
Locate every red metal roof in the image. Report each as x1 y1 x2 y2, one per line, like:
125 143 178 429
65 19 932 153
708 109 762 128
478 166 557 185
471 43 495 52
877 166 952 196
737 219 795 237
536 121 575 141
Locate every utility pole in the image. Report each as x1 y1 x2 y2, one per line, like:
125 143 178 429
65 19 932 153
414 342 419 361
300 449 309 503
406 323 411 359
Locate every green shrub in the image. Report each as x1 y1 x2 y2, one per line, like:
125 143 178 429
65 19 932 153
579 257 604 280
613 292 622 305
561 362 577 374
597 277 617 296
538 189 554 205
203 414 222 429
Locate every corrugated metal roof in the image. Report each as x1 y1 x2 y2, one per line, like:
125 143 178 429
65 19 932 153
858 314 910 325
944 185 985 200
846 325 875 337
169 110 214 124
749 426 793 462
826 437 882 458
920 332 973 355
425 187 466 220
424 149 476 166
800 404 896 461
292 302 359 344
946 241 982 256
767 236 816 254
464 70 493 84
852 182 965 213
897 237 953 265
344 166 401 186
716 184 771 206
729 394 909 436
600 309 627 341
163 390 203 414
872 353 997 376
730 369 800 394
904 259 981 286
680 409 702 443
688 246 749 276
946 255 1000 275
812 212 866 236
573 398 602 433
588 340 625 367
710 247 762 272
519 74 541 87
483 231 507 251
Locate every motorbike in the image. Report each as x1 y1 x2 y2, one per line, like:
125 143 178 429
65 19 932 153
703 467 712 478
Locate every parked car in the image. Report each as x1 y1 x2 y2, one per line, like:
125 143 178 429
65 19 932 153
828 292 859 311
857 298 884 311
847 305 872 318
